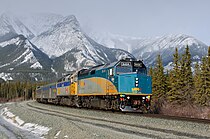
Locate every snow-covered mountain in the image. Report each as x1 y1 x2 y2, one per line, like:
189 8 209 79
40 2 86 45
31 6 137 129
88 32 143 53
31 15 83 58
132 34 208 67
19 13 64 36
0 13 134 81
30 15 134 72
0 13 34 40
89 33 209 69
0 35 54 81
53 36 134 73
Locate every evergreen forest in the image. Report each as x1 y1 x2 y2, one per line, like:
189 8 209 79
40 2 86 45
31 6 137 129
0 81 46 102
149 46 210 116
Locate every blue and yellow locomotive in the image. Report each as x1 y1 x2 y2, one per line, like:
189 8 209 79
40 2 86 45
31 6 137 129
36 58 152 112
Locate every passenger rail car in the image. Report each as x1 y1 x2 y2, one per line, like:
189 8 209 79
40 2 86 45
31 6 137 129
36 58 152 112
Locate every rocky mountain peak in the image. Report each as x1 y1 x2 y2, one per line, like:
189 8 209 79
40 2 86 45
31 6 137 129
0 13 35 40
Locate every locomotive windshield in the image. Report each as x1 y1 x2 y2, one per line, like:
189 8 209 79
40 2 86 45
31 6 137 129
116 61 147 74
116 62 132 74
133 62 147 74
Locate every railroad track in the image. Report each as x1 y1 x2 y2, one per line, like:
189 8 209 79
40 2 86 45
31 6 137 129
29 101 210 125
142 113 210 125
25 101 210 139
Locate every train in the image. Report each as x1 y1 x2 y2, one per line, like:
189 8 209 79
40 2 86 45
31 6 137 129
36 58 152 112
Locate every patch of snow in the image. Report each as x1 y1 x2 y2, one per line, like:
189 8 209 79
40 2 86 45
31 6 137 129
12 47 40 67
23 123 50 137
20 51 36 64
104 52 108 58
2 108 15 118
0 63 11 68
193 55 200 60
0 37 21 47
64 61 76 71
51 67 56 73
64 135 68 138
15 116 24 126
13 48 30 63
164 62 173 72
30 61 43 69
0 73 13 81
74 52 96 69
1 107 51 138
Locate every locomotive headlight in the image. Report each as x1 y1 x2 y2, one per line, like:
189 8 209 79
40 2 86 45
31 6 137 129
111 78 114 82
142 97 145 99
127 96 130 99
135 77 139 87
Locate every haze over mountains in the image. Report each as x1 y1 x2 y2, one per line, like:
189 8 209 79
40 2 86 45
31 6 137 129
0 12 208 81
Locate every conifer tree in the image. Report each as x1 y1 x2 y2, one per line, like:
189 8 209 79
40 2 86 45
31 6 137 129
167 48 182 103
194 62 201 90
206 47 210 105
193 62 203 104
148 67 153 77
193 47 210 106
179 45 194 102
152 55 167 102
197 57 209 105
208 46 210 64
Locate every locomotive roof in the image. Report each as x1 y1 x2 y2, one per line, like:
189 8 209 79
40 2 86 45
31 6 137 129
89 58 139 71
78 58 144 76
88 61 119 71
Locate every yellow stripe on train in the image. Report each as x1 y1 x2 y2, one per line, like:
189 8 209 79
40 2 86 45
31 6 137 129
78 77 118 95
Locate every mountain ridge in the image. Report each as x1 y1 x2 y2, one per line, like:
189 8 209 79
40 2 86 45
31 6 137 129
0 13 134 81
88 32 209 68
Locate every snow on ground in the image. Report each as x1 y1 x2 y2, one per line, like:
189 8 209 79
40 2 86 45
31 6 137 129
1 107 51 138
0 73 13 81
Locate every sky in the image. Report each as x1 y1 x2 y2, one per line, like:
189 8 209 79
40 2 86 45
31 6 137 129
0 0 209 44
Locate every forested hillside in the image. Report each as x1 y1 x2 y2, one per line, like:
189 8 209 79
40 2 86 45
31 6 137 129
0 81 46 102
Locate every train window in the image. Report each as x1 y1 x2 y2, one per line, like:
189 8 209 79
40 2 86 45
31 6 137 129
134 68 147 74
78 69 89 77
116 66 132 74
109 68 114 76
90 70 95 75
